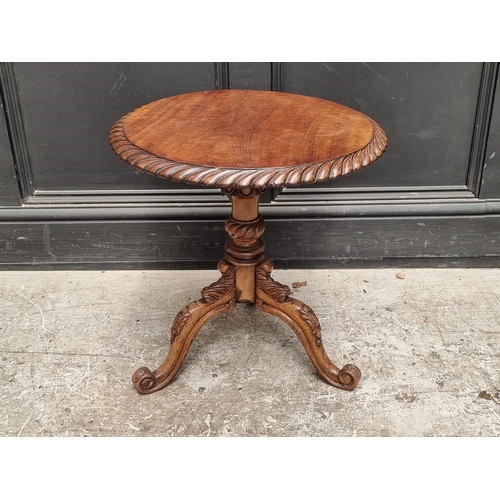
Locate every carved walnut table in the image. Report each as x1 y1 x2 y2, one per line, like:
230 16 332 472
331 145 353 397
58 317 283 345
109 90 388 394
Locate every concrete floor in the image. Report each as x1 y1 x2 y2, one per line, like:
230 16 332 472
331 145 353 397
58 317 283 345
1 266 499 437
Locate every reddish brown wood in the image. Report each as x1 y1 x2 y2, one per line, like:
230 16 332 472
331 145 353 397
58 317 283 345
111 90 388 394
109 90 387 189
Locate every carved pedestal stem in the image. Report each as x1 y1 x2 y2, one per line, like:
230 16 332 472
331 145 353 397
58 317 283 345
225 189 266 303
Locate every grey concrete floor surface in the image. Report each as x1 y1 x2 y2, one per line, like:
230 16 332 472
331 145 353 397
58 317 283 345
1 266 499 437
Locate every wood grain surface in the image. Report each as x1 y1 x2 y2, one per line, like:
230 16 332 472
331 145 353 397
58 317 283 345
123 90 376 168
110 90 387 188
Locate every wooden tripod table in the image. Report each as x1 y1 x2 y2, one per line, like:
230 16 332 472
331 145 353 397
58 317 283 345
109 90 388 394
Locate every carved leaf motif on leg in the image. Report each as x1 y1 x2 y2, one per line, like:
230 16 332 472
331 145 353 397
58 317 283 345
255 260 291 302
170 261 235 343
170 305 192 343
201 260 236 303
298 303 322 346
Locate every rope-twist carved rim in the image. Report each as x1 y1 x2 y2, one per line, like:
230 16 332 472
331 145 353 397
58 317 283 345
109 114 388 190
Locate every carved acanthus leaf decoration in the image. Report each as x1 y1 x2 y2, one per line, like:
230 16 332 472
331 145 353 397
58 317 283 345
256 260 291 302
298 303 322 346
201 261 236 303
170 305 192 343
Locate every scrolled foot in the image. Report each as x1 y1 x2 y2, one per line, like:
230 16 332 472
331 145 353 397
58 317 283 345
337 363 361 391
132 367 157 394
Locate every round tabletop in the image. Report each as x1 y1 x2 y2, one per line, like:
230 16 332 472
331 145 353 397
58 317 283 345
109 90 387 189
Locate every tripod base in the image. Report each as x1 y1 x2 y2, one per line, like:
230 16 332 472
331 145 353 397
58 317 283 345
132 259 360 394
132 189 361 394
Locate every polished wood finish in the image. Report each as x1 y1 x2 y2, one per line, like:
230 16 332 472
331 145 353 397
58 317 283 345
109 90 387 189
110 90 387 393
123 90 376 168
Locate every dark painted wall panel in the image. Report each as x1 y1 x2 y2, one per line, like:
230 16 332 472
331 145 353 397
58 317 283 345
281 62 483 190
228 63 271 90
1 217 499 269
13 62 217 193
0 93 21 206
480 73 500 200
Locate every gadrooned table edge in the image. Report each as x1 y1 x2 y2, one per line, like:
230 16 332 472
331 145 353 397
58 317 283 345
108 112 388 190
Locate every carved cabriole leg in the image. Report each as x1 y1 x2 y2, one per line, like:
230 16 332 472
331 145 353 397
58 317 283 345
132 261 236 394
255 260 361 390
